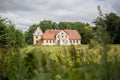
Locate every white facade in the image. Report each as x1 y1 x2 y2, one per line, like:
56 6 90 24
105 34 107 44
33 28 81 45
33 27 43 45
42 39 81 46
55 30 69 45
43 40 56 45
42 30 81 45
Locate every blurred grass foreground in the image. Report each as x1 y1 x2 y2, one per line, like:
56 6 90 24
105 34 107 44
1 44 120 80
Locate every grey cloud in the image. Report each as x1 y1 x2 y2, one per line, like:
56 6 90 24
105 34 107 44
0 0 119 31
110 0 120 15
103 0 120 15
0 0 49 12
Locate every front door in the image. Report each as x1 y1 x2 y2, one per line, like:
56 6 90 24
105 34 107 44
59 40 66 45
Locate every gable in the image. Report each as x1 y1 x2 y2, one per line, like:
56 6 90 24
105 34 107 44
33 27 43 35
56 30 68 37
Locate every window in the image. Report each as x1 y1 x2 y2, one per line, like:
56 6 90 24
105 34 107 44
50 40 51 43
77 40 78 43
62 36 63 38
73 40 75 43
36 36 38 39
53 40 55 43
46 40 48 43
70 40 72 43
75 40 76 43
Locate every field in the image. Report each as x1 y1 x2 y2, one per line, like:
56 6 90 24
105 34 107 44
23 44 120 65
24 44 120 56
1 44 120 80
21 44 120 80
23 45 89 62
24 45 88 53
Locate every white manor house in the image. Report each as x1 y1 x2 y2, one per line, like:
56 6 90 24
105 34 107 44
33 27 81 45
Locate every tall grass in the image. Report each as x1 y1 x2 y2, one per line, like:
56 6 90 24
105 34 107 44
23 45 120 80
1 44 120 80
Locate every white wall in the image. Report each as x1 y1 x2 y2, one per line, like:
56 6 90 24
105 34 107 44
56 31 69 45
69 40 81 45
33 27 43 45
33 35 42 45
43 40 56 45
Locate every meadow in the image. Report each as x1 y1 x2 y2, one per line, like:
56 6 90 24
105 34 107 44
21 44 120 80
24 44 120 59
1 44 120 80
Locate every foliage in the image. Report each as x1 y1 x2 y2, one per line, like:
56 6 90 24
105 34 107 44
0 17 26 80
94 12 120 44
22 50 39 80
25 24 38 44
91 6 120 80
22 45 120 80
7 25 25 48
39 20 53 32
0 17 9 48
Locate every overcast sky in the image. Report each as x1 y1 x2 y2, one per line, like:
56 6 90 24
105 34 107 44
0 0 120 31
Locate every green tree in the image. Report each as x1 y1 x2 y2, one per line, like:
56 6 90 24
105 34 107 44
105 13 120 44
0 17 26 80
0 17 9 80
0 17 8 48
94 12 120 44
92 6 118 80
7 24 25 48
39 20 53 32
25 24 38 44
52 22 58 29
57 22 73 29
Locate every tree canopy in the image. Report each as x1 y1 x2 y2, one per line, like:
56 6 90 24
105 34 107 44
94 12 120 44
0 17 25 48
0 17 26 80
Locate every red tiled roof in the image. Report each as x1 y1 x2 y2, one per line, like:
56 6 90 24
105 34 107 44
43 29 81 40
64 30 81 40
43 30 60 40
